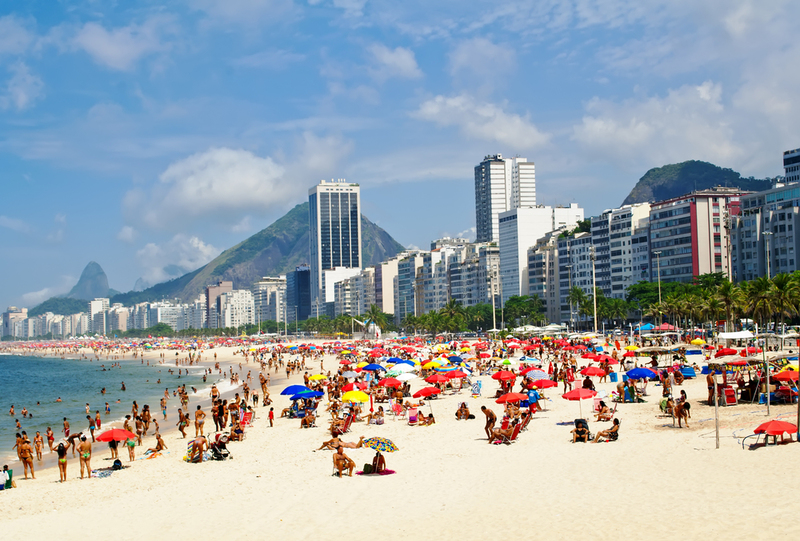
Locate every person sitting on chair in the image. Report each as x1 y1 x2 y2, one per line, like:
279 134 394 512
593 418 620 442
455 402 471 420
489 419 518 443
571 420 589 443
594 401 610 422
582 376 595 391
371 450 386 474
419 413 436 426
366 407 384 424
332 446 355 477
300 409 316 429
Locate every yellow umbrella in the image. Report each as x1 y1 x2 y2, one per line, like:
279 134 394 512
309 374 327 381
624 345 639 351
460 347 471 352
341 390 369 403
690 338 706 345
356 361 369 368
422 361 441 369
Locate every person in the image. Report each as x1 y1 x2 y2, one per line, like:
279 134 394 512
455 402 471 420
62 417 70 438
268 407 274 427
86 415 96 442
582 376 595 391
371 450 386 474
707 372 715 404
489 419 518 443
332 446 355 477
366 406 384 424
18 436 35 479
33 431 43 461
594 401 610 422
147 433 168 454
675 390 691 428
194 405 206 437
78 435 92 479
300 408 316 428
176 409 188 438
190 435 208 463
125 437 136 462
593 418 620 443
108 438 119 460
481 406 497 440
46 427 54 452
56 442 68 482
571 420 589 443
315 436 363 451
419 413 435 426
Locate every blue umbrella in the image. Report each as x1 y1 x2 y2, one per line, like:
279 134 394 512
448 355 463 363
362 363 386 371
394 359 415 366
281 384 311 395
387 357 403 364
290 390 323 400
627 368 657 380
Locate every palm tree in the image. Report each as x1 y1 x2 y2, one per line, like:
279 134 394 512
365 304 389 332
440 299 466 332
716 281 744 332
770 273 799 329
744 276 774 330
568 286 587 329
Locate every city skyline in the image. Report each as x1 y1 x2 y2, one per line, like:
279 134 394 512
1 1 799 311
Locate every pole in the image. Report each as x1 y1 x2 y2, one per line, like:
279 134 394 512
714 370 720 449
759 322 770 416
763 231 772 280
591 246 597 334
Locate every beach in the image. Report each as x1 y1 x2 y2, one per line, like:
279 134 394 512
2 340 799 540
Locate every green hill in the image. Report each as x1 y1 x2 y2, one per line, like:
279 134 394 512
28 297 88 317
622 160 773 205
111 203 406 305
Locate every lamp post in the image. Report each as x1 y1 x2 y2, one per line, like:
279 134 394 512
565 264 573 332
653 250 662 325
590 246 597 334
763 231 773 279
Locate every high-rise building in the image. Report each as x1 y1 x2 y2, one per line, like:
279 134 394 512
2 306 27 337
308 179 362 316
498 204 584 303
253 276 287 325
475 154 536 242
557 232 594 326
205 281 233 329
784 148 800 183
394 251 425 325
219 290 255 329
286 264 311 322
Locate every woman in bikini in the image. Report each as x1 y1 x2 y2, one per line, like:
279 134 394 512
56 442 68 482
77 436 92 479
176 409 188 438
46 427 55 452
18 438 35 479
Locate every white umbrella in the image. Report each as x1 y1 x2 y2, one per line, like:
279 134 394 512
396 373 418 381
392 363 416 373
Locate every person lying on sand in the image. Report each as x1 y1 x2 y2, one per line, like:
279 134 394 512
315 436 363 451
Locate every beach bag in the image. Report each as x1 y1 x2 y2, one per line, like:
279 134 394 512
112 459 123 471
363 463 374 474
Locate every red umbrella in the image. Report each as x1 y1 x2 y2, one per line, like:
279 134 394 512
479 352 491 358
491 370 517 381
532 379 557 389
562 388 597 418
715 347 737 357
413 387 441 398
96 428 137 442
496 392 528 404
774 371 799 382
581 352 598 359
754 420 797 436
425 373 450 384
580 366 605 377
447 370 469 379
342 381 367 392
622 351 636 358
378 377 402 388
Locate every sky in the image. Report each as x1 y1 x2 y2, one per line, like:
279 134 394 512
1 0 799 310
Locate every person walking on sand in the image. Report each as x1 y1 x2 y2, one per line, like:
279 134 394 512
177 409 188 438
194 405 206 437
63 417 70 438
56 442 68 482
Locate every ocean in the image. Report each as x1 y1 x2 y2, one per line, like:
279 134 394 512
0 353 215 462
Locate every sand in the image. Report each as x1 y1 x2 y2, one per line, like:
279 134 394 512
2 341 799 540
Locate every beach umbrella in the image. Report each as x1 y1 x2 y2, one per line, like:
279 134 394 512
308 374 327 381
378 377 402 388
422 361 442 369
341 371 358 378
447 370 469 379
715 348 737 358
281 385 311 396
626 368 657 380
96 428 137 442
413 387 441 398
342 382 367 392
362 363 387 372
622 351 636 358
425 373 450 384
580 366 605 377
523 369 548 380
496 392 528 404
753 420 797 436
562 388 597 418
774 371 799 382
491 370 517 381
690 338 706 345
362 437 399 453
391 363 416 373
448 355 463 363
532 379 557 389
341 390 370 403
396 373 418 382
624 345 639 351
290 391 323 400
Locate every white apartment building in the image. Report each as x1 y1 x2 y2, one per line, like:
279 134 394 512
253 276 287 325
527 231 563 323
219 290 255 329
394 252 425 324
608 203 651 298
475 154 536 243
498 204 584 303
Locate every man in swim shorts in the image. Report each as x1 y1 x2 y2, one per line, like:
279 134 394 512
481 406 497 440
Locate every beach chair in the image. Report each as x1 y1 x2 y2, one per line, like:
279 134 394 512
331 414 353 436
471 381 482 398
407 408 419 426
519 412 532 431
240 411 254 428
391 402 406 419
597 402 617 422
492 422 522 444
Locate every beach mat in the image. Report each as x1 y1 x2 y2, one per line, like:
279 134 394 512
356 469 396 476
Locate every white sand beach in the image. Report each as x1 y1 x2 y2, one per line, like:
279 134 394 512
2 342 798 540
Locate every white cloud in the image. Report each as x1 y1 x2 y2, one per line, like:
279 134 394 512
117 226 137 243
368 44 422 81
333 0 369 17
21 288 55 305
413 94 550 150
232 48 305 69
193 0 297 27
448 38 515 79
126 132 353 230
0 215 31 233
0 15 34 55
572 81 740 171
230 216 253 233
0 62 44 111
136 234 221 285
72 17 174 71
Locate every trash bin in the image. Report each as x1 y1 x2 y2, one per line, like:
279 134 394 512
609 372 618 383
622 374 629 382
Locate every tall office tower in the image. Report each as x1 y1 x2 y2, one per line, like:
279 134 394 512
286 264 311 322
308 179 362 316
785 148 800 183
475 154 536 243
205 280 232 329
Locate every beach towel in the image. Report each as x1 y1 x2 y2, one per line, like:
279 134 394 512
356 469 396 476
471 381 482 397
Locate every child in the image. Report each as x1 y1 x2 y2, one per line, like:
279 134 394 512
268 407 274 427
152 418 160 435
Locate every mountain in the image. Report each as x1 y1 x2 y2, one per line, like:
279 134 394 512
28 297 88 317
111 203 406 305
66 261 111 300
622 160 773 206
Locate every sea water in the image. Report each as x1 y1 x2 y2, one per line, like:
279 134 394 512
0 354 213 462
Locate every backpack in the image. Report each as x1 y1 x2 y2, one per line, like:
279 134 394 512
112 459 123 471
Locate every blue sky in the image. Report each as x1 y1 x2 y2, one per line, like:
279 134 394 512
1 0 799 309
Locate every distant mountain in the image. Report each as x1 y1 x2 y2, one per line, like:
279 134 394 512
28 297 88 317
111 203 406 306
66 261 110 300
622 161 773 206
